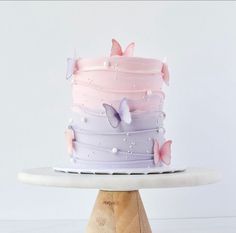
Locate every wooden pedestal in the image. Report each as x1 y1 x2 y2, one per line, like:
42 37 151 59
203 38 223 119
86 190 152 233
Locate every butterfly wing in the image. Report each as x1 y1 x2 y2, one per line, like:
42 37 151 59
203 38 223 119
118 98 132 124
103 103 121 128
110 39 123 56
162 63 170 86
66 58 76 79
153 140 160 165
160 140 172 165
124 42 135 57
65 127 75 155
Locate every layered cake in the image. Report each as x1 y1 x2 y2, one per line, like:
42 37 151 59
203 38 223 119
56 39 182 174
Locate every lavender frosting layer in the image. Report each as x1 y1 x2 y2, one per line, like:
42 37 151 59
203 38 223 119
68 104 167 168
68 110 166 168
71 157 157 169
73 128 164 154
70 110 165 133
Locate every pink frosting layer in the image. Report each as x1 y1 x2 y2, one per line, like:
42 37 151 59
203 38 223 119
72 56 166 111
76 56 163 73
74 71 163 91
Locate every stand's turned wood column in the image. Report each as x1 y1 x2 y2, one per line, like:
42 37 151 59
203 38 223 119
86 190 152 233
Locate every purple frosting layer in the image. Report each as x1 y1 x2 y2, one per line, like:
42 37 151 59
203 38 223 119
68 108 167 169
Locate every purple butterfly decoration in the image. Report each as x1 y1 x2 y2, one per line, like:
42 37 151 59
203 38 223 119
103 98 132 128
66 58 77 80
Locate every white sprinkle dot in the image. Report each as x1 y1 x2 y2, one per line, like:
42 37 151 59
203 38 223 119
112 148 118 154
146 90 152 96
68 118 73 123
159 127 165 133
123 138 127 142
104 60 110 67
81 117 87 123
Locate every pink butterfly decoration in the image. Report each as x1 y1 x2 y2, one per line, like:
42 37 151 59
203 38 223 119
65 128 75 155
153 140 172 166
161 63 170 86
110 39 135 57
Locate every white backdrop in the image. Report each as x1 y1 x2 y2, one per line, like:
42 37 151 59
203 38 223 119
0 2 235 220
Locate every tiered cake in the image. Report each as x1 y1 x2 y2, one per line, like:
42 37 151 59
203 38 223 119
61 39 176 174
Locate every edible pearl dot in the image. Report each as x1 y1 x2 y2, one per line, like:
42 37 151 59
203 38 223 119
81 117 87 123
70 157 75 163
159 127 165 133
126 132 130 136
131 142 136 145
148 137 152 141
68 118 73 123
112 148 118 154
146 90 152 96
123 138 127 142
71 79 76 85
104 60 110 67
129 145 133 149
159 113 165 119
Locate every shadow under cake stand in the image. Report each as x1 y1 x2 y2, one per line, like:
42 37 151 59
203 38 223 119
18 167 220 233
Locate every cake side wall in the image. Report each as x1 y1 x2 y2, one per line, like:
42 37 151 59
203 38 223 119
66 56 171 169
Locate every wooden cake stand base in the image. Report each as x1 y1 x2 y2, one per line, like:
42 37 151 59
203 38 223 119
87 190 151 233
18 167 220 233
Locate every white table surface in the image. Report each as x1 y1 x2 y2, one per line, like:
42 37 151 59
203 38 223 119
1 217 235 233
18 167 220 191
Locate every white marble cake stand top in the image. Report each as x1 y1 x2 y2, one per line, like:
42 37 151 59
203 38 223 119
17 167 220 191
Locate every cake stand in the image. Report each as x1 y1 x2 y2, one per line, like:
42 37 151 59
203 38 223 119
18 167 220 233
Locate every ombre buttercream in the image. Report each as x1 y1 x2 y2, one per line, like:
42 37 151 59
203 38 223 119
64 39 172 171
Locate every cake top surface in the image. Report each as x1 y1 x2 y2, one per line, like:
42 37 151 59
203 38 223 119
66 39 169 85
